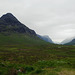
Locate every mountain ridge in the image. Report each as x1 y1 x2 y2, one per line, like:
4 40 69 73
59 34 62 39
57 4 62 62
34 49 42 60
37 34 53 43
65 38 75 45
0 13 51 45
61 36 75 45
0 13 36 36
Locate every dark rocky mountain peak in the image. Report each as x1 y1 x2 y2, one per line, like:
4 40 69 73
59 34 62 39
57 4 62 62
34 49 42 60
1 13 16 19
0 13 36 36
0 13 21 25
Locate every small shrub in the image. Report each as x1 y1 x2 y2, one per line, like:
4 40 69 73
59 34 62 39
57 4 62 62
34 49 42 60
34 68 43 74
24 66 34 73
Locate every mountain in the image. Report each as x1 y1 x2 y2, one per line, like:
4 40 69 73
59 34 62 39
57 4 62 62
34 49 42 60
0 13 75 75
65 39 75 45
61 38 73 44
0 13 49 45
37 34 53 43
61 37 75 44
0 13 36 36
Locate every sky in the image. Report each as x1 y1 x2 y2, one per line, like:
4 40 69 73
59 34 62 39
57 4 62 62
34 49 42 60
0 0 75 43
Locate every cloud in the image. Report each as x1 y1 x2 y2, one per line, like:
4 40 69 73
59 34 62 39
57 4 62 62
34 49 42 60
0 0 75 42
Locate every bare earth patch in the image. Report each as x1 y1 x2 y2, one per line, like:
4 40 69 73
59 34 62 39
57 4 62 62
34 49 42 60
58 69 75 75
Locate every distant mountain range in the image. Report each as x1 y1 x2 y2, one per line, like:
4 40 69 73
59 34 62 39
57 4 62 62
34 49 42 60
0 13 53 45
65 39 75 45
37 34 53 43
61 37 75 45
1 13 75 45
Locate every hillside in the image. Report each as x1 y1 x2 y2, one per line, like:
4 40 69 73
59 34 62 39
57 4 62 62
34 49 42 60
0 13 50 45
0 13 75 75
61 37 75 44
65 39 75 45
37 34 53 43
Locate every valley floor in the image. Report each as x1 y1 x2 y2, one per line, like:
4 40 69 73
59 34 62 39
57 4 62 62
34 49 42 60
0 44 75 75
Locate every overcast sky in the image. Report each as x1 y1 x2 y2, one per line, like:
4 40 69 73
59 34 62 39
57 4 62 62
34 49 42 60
0 0 75 43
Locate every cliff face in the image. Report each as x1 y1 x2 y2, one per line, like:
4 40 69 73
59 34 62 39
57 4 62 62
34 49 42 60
0 13 36 36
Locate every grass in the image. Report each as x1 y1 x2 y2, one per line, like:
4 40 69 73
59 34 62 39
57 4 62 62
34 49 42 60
58 68 75 75
0 33 75 75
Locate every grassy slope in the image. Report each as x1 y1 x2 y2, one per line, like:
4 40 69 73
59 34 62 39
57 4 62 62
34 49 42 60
65 42 75 45
0 33 49 45
64 39 75 45
0 33 75 75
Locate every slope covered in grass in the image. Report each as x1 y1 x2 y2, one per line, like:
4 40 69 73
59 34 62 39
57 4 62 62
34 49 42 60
0 33 49 45
0 42 75 75
65 39 75 45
